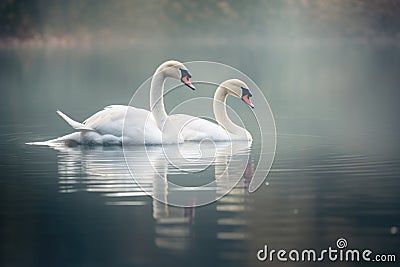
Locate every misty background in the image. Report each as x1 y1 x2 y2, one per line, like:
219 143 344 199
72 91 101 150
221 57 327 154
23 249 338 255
1 0 399 152
2 0 400 44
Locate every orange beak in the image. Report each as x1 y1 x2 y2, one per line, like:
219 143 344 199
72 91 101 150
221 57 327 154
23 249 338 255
181 76 196 90
242 94 254 108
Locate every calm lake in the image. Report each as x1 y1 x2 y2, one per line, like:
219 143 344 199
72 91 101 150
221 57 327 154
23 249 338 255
1 41 399 267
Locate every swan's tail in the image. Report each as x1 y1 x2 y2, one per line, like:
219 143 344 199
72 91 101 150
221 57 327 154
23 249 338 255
57 110 94 131
26 132 81 147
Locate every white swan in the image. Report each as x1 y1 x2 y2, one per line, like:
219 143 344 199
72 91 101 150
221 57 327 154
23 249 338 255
49 60 195 145
177 79 254 142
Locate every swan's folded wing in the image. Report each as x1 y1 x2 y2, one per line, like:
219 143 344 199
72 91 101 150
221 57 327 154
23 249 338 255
83 105 127 124
83 105 157 138
171 115 229 141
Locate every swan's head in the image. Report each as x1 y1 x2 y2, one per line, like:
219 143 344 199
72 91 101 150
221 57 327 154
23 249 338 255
158 60 196 90
221 79 254 108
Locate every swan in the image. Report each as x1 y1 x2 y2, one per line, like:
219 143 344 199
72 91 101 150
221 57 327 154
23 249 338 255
176 79 254 142
48 60 195 145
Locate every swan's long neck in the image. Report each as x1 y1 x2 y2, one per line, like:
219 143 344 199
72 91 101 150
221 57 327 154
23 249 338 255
213 86 246 136
150 71 168 129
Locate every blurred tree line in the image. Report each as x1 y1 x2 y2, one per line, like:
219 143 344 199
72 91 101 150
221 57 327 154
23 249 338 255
1 0 400 41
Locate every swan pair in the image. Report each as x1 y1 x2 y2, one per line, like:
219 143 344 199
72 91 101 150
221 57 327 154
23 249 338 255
53 60 254 145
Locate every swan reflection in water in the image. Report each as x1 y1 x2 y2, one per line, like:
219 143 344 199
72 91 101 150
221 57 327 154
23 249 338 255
55 142 253 254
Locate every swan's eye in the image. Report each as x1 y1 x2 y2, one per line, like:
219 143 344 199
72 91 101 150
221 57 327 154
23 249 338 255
241 87 252 97
179 68 192 79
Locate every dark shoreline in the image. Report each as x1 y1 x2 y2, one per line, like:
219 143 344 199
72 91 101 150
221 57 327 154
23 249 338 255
1 35 400 49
